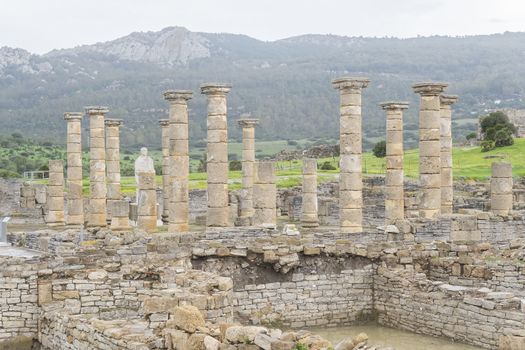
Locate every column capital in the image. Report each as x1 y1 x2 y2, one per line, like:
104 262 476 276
238 118 259 128
440 94 459 106
159 119 170 127
201 83 232 96
85 106 109 115
412 82 448 96
332 77 370 91
64 112 83 121
104 119 123 127
380 101 409 111
163 90 193 102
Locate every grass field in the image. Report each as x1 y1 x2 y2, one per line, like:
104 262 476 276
35 138 525 195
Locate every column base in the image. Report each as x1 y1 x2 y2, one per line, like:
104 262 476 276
87 213 107 227
65 215 84 226
137 216 157 232
110 217 132 231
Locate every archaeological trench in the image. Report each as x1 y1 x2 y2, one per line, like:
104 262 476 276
2 79 525 350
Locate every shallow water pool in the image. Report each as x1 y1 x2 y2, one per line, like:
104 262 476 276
310 324 483 350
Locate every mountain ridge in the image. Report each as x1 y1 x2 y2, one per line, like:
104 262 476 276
1 27 525 149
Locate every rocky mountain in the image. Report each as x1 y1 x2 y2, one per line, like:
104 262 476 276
46 27 211 66
1 27 525 150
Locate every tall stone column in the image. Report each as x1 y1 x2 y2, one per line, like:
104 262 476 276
237 118 259 225
332 77 369 233
490 162 513 216
412 83 448 219
440 95 458 215
105 119 123 221
137 172 157 232
253 161 277 226
201 83 232 227
159 119 170 224
301 158 319 227
86 106 109 227
164 90 193 232
46 160 65 226
380 102 409 224
64 112 84 226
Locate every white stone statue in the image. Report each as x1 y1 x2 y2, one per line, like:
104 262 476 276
134 147 155 183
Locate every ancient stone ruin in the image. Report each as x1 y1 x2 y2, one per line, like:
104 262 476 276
3 78 525 350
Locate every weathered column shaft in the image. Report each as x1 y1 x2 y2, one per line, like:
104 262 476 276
86 106 109 226
332 77 369 233
159 119 170 224
381 102 409 224
164 90 193 232
440 95 458 215
201 83 232 227
137 172 157 232
413 83 448 219
46 160 65 225
105 119 123 201
64 112 84 225
490 162 513 216
253 161 277 226
301 158 319 227
237 118 259 225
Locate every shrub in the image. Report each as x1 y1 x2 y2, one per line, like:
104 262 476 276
373 140 387 158
320 161 336 170
229 160 242 171
466 132 477 140
479 111 516 150
480 140 496 152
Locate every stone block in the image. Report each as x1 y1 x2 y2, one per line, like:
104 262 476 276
168 305 205 333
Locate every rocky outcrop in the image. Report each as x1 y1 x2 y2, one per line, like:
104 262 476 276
47 27 211 66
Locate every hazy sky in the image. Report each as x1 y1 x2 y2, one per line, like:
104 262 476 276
2 0 525 54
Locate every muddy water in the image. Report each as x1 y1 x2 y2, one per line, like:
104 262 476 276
311 325 483 350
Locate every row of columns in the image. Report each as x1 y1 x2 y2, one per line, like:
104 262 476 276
333 78 464 230
62 107 128 228
57 78 513 233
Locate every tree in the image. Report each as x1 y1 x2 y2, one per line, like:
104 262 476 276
229 160 242 171
373 140 386 158
481 140 495 152
197 153 207 173
479 112 516 149
319 161 336 170
466 132 477 141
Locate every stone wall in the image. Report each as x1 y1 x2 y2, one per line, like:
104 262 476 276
0 256 40 348
194 255 375 328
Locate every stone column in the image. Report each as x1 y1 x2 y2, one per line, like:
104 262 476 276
201 83 232 227
159 119 170 224
412 83 448 219
380 102 409 224
332 77 369 233
86 106 109 227
491 162 513 216
137 172 157 232
253 161 277 226
64 112 84 226
164 90 193 232
301 158 319 227
105 119 123 221
440 95 458 215
46 160 65 226
237 118 259 225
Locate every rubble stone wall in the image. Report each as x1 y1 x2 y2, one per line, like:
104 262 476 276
0 256 40 348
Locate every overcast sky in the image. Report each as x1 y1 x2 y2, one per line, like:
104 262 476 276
2 0 525 54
